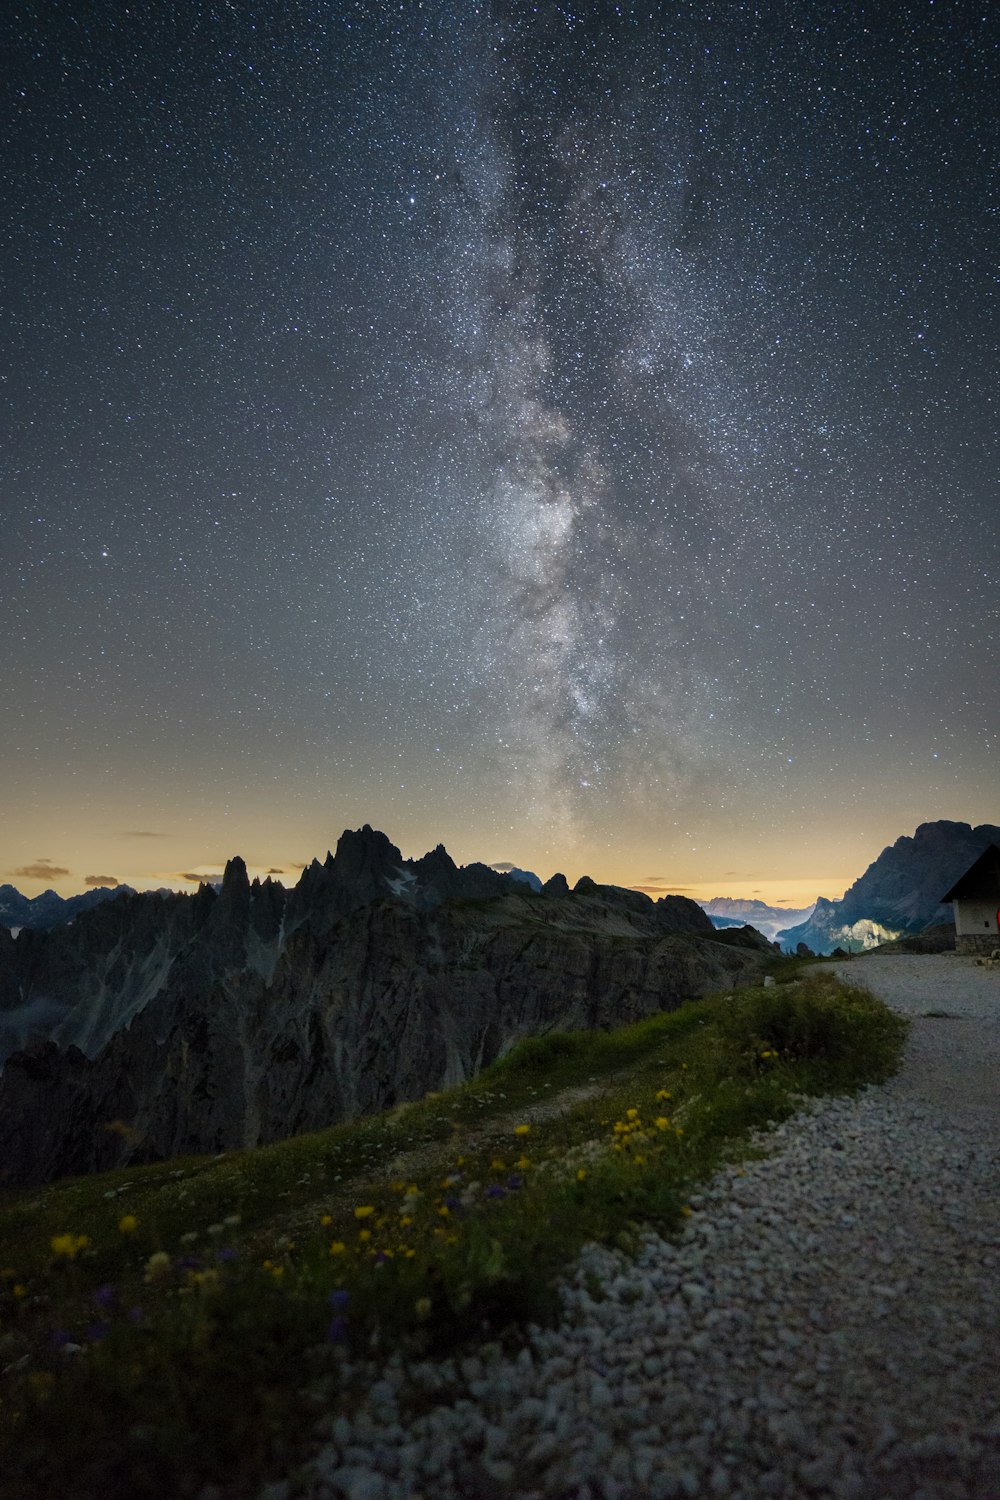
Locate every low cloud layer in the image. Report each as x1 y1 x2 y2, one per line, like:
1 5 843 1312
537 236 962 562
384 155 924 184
84 874 120 888
11 860 70 881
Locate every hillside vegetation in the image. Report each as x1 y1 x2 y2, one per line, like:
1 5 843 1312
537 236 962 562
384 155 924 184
0 969 907 1500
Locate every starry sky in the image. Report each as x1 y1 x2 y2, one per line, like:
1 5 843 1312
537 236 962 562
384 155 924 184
2 1 997 907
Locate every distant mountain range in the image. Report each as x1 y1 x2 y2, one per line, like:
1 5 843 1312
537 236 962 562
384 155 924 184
0 882 133 933
777 820 1000 953
0 826 772 1185
699 898 816 943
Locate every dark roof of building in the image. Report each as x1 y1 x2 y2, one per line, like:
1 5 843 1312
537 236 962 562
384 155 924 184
941 843 1000 902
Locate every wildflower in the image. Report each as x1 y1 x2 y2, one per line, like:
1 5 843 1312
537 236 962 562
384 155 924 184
50 1233 90 1261
760 1050 775 1060
507 1175 523 1191
329 1289 349 1308
179 1231 199 1246
655 1089 672 1102
223 1214 241 1227
320 1214 332 1227
399 1214 413 1227
93 1284 118 1309
358 1229 372 1243
626 1108 639 1121
390 1180 406 1193
576 1168 587 1181
490 1157 506 1171
516 1155 531 1171
328 1241 346 1256
216 1247 238 1263
327 1315 348 1342
414 1297 432 1318
437 1205 450 1218
353 1205 376 1220
206 1223 224 1237
681 1205 693 1217
144 1251 171 1281
118 1214 139 1235
485 1185 505 1200
514 1124 531 1137
654 1117 670 1131
13 1284 27 1299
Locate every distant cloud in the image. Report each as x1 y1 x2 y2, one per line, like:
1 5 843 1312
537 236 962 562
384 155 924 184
85 874 120 887
489 861 516 872
11 859 70 880
123 830 166 838
266 867 285 875
630 882 692 896
176 870 221 883
287 861 307 870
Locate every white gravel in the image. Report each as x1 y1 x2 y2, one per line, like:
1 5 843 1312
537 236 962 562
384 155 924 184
276 955 1000 1500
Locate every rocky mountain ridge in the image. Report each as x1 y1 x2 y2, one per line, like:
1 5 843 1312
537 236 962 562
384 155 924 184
0 826 772 1186
777 820 1000 954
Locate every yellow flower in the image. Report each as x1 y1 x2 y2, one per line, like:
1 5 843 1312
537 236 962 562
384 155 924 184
358 1228 372 1242
516 1154 531 1170
634 1154 646 1165
576 1168 587 1182
626 1108 639 1121
490 1157 506 1171
328 1241 346 1256
654 1116 670 1131
681 1204 693 1217
353 1205 375 1220
414 1296 432 1318
514 1123 531 1137
655 1089 672 1102
437 1204 450 1218
50 1233 90 1260
13 1284 27 1299
320 1214 333 1227
390 1180 406 1193
399 1213 413 1227
455 1156 465 1166
270 1264 285 1280
118 1214 139 1235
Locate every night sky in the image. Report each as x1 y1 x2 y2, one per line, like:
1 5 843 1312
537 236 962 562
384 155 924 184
2 1 997 906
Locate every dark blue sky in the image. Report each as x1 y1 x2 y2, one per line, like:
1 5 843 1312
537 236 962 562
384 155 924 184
2 1 996 901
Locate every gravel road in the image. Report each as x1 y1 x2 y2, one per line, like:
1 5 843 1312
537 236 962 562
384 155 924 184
278 954 1000 1500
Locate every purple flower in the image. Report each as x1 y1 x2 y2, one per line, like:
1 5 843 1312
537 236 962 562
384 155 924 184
178 1255 202 1271
327 1315 348 1343
87 1321 109 1343
93 1283 118 1309
444 1196 462 1213
328 1289 350 1308
215 1247 238 1263
485 1185 506 1200
506 1175 523 1191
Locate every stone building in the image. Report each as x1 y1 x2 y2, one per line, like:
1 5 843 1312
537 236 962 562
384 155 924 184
941 844 1000 954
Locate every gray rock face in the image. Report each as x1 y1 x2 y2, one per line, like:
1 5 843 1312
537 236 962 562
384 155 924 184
0 828 766 1186
777 821 1000 954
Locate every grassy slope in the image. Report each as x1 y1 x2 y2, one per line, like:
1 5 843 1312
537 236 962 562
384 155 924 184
0 968 907 1499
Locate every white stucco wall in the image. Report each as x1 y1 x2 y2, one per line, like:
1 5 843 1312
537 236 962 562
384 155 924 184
953 899 1000 937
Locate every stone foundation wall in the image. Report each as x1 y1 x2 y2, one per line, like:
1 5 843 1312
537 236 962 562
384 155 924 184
956 933 1000 956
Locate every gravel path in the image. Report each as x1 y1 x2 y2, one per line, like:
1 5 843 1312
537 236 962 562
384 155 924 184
278 955 1000 1500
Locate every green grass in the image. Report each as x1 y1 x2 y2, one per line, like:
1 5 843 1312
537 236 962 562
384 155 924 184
0 970 907 1500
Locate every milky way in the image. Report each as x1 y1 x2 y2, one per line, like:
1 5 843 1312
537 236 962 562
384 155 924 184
1 1 996 891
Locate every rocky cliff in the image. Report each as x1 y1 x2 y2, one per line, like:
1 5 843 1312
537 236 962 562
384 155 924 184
777 820 1000 954
0 827 770 1185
